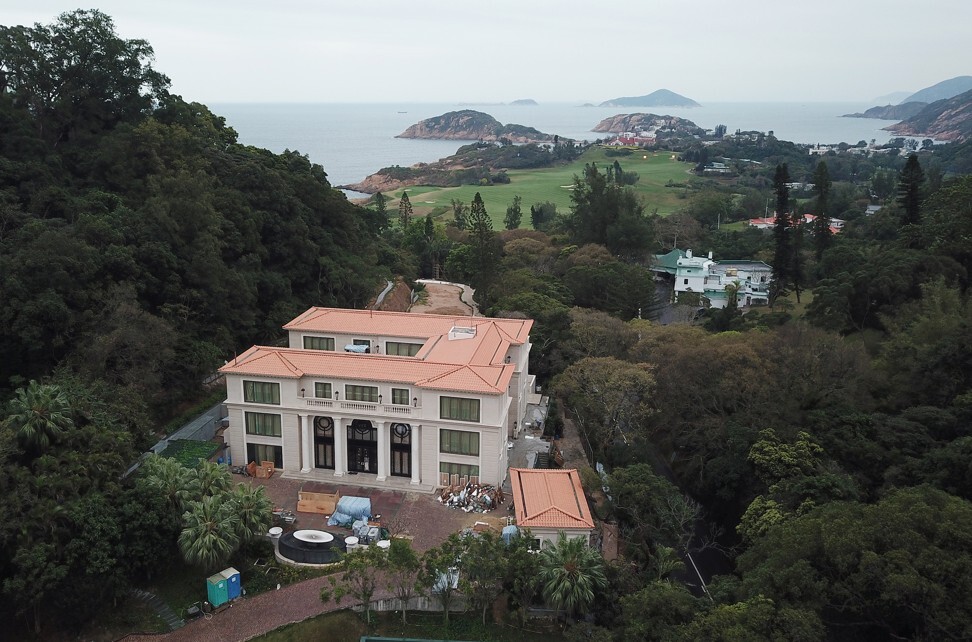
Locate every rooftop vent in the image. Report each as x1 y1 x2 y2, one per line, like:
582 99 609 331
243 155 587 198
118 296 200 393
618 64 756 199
448 326 477 341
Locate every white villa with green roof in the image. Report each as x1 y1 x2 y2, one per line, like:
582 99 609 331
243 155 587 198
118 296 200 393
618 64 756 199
219 308 534 491
653 248 772 308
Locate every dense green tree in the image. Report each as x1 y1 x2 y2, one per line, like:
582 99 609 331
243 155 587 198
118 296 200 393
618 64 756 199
539 532 608 618
4 380 74 453
463 531 508 624
226 482 272 549
398 191 413 229
671 596 823 642
504 532 541 621
504 194 522 230
420 533 468 625
451 197 468 230
178 494 240 571
770 163 792 305
371 191 388 229
321 544 388 624
554 356 656 460
608 464 700 563
0 9 170 146
738 486 972 640
467 192 499 305
898 153 925 226
620 580 698 642
385 538 421 624
530 200 557 230
811 161 833 258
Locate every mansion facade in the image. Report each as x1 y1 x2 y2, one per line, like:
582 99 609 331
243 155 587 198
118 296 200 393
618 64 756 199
219 308 534 490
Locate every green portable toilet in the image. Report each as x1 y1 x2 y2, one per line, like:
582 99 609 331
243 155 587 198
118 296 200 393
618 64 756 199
222 567 241 600
207 572 229 607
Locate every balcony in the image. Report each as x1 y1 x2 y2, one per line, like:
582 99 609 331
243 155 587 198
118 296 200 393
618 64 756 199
304 399 415 417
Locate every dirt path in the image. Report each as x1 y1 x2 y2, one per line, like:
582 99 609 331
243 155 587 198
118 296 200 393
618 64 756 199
409 280 477 316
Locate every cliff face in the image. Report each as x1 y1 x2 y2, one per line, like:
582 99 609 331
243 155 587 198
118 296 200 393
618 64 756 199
591 113 704 135
886 89 972 142
397 109 554 143
843 102 927 120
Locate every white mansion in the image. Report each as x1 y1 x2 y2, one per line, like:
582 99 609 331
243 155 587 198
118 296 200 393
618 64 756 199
219 308 534 490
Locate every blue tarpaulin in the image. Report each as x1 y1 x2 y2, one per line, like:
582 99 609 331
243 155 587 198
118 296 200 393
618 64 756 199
327 496 371 526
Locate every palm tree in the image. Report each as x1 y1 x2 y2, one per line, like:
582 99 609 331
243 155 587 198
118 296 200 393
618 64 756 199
538 533 608 618
179 494 241 571
227 482 272 545
141 454 195 514
193 459 232 498
5 380 73 452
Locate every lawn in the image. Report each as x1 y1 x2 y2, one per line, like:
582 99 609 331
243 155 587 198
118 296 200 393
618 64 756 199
390 147 694 228
252 610 564 642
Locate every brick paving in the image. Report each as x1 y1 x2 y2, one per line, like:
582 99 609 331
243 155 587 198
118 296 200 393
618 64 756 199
124 478 502 641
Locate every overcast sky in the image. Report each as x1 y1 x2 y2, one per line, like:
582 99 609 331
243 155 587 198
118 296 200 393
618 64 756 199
4 1 970 104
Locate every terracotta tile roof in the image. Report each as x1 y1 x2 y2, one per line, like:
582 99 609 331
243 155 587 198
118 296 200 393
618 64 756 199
219 347 515 394
510 468 594 531
283 307 532 348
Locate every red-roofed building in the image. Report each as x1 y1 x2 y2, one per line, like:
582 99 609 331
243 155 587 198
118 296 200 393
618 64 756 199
509 468 595 548
220 308 534 491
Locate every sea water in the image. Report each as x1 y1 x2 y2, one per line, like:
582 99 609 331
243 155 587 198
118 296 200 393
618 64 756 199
211 102 902 189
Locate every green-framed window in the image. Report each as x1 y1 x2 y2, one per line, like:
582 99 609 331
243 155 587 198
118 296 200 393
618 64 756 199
386 341 422 356
439 462 480 478
303 336 335 351
243 380 280 405
245 412 281 437
345 384 379 403
314 382 332 399
392 388 410 405
440 396 480 423
440 429 479 456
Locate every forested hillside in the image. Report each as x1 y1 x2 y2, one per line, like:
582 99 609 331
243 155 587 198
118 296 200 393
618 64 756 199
0 10 389 416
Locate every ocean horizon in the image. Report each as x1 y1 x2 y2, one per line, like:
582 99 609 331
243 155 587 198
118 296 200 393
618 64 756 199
210 102 903 190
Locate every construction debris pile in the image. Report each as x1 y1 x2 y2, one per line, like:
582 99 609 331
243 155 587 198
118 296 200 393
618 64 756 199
438 482 506 513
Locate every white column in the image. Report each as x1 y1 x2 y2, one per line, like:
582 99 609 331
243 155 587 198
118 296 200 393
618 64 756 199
300 413 311 473
376 420 389 481
333 416 346 476
410 424 422 485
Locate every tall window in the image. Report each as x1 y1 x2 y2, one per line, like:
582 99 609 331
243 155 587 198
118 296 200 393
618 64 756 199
303 336 335 351
440 397 480 422
392 388 410 405
439 462 480 478
345 385 379 403
247 443 282 468
314 382 332 399
386 341 422 356
245 412 281 437
440 429 479 456
243 381 280 405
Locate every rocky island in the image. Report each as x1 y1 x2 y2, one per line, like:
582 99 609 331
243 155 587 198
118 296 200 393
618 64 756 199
592 113 705 137
599 89 700 108
396 109 555 143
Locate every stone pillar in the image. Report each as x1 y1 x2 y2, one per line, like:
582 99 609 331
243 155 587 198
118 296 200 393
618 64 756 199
299 413 311 473
410 424 421 485
376 420 388 482
333 416 346 476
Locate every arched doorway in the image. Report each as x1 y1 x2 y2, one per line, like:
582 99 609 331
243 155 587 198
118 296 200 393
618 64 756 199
347 419 378 474
314 416 334 469
390 423 411 477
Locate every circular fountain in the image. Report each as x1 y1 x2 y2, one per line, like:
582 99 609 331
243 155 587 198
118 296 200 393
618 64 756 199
277 529 342 566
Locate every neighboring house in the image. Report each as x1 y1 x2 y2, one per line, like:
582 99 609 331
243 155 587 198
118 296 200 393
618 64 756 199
748 213 843 235
653 249 772 309
219 308 534 490
509 468 595 549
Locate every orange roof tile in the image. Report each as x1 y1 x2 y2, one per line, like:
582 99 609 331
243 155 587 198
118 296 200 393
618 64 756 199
510 468 594 531
283 307 532 348
219 347 515 394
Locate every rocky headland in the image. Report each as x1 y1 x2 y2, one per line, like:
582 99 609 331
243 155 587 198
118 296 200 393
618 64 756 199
396 109 555 143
